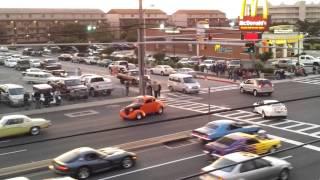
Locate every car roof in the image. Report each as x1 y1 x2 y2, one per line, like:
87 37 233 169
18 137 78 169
223 152 259 163
225 132 254 140
73 147 96 154
170 73 192 78
209 119 235 125
1 115 28 120
248 78 270 81
33 84 53 89
179 68 193 70
263 100 279 104
1 84 24 89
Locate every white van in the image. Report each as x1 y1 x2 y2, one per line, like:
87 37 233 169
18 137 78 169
0 84 25 106
168 74 200 94
22 71 61 84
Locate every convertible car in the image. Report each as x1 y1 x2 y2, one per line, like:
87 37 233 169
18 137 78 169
119 96 165 120
204 132 281 158
191 120 261 142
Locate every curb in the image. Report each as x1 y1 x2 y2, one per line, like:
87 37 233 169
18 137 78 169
0 97 134 117
0 130 192 179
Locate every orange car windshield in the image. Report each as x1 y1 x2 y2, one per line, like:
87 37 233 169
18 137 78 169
133 98 144 104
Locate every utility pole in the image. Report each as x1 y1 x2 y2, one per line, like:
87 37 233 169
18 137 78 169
138 0 145 95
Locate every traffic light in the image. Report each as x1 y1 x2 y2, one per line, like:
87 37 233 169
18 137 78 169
244 42 255 53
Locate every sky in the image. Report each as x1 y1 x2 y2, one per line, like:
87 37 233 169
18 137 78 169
1 0 320 18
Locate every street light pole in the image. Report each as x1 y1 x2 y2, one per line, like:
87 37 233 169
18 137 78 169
138 0 146 95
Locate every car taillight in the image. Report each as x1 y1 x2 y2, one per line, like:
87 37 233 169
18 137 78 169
56 165 68 171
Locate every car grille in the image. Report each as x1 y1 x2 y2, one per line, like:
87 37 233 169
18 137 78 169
192 86 198 89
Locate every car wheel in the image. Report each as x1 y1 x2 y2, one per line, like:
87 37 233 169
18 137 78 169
269 146 277 154
182 89 187 94
161 71 164 76
106 90 111 96
253 90 258 97
278 169 290 180
136 113 143 120
240 87 245 93
150 70 154 74
168 86 174 92
262 111 267 119
157 107 164 115
77 167 91 180
30 127 40 136
121 157 135 169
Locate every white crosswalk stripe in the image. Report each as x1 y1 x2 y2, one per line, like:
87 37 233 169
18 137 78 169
294 77 320 85
161 97 320 139
198 85 239 94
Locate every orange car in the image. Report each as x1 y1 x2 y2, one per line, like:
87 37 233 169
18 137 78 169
120 96 165 120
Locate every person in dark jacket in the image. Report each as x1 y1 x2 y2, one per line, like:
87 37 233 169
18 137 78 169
33 91 41 109
157 83 162 97
125 81 130 96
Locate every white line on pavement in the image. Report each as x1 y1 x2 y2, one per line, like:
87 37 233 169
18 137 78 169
0 149 27 156
280 156 293 160
269 134 320 152
0 140 10 144
98 153 206 180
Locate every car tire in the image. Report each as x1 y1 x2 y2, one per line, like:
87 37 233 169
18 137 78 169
253 90 258 97
157 107 164 115
240 87 245 93
136 113 143 120
121 157 135 169
278 169 290 180
268 146 277 154
161 71 164 76
77 166 91 180
150 70 154 74
262 111 268 119
30 127 40 136
106 90 111 96
168 86 174 92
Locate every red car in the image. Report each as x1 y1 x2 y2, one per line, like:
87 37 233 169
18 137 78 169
120 96 165 120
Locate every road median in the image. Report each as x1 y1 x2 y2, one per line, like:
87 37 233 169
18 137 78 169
0 130 192 179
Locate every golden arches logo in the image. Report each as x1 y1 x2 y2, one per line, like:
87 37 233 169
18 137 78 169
240 0 268 19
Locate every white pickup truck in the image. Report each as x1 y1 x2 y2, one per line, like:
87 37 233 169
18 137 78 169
80 75 113 96
298 55 320 66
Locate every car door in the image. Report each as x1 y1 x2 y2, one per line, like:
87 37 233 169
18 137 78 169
84 153 112 173
244 138 267 154
252 158 279 180
238 160 275 180
0 118 26 138
141 98 155 114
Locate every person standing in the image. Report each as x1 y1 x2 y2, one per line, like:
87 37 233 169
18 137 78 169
23 92 30 110
75 67 82 76
33 91 41 109
125 81 130 96
146 80 153 96
152 81 159 98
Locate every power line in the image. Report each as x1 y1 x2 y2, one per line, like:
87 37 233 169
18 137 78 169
0 94 319 149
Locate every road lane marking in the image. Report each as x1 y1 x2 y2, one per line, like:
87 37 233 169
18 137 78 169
0 149 27 156
64 110 99 118
0 140 10 144
98 153 206 180
280 156 293 160
269 134 320 152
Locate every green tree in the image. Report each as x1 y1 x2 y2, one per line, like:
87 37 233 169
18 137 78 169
153 52 166 61
258 52 273 62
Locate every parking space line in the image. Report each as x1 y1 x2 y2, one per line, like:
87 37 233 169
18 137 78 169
245 117 262 121
268 120 292 126
235 114 258 119
252 120 273 124
64 110 99 118
297 126 320 132
0 149 27 156
222 111 248 117
284 123 305 129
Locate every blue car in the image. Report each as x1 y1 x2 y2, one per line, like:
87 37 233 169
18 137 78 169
191 119 261 142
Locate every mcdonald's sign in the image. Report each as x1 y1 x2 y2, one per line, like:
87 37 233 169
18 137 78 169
239 0 269 32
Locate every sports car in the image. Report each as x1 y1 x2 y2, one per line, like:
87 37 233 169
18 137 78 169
119 96 165 120
253 100 287 119
49 147 137 179
191 120 260 142
204 132 281 158
0 115 51 138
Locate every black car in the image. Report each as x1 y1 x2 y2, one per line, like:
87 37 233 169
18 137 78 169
49 147 137 179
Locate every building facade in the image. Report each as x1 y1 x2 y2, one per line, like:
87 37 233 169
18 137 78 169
258 1 320 24
170 10 229 28
0 8 107 44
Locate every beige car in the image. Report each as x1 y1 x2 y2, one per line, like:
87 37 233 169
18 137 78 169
0 115 51 138
240 78 274 96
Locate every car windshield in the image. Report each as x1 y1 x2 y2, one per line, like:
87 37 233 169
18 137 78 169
47 60 57 64
65 79 81 86
56 150 80 163
183 77 196 83
204 60 213 64
44 74 54 78
216 137 237 146
31 59 40 63
18 60 29 64
212 158 237 172
230 61 240 64
91 77 104 83
205 123 218 130
258 80 272 86
119 62 128 66
8 88 24 95
134 98 144 104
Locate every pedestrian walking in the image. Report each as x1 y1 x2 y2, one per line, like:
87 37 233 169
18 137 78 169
23 92 30 110
125 81 130 96
146 80 153 96
157 83 162 97
152 81 159 98
33 91 41 109
75 67 82 76
228 68 233 79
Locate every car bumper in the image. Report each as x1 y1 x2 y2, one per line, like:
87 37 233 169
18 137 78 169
120 110 137 120
185 88 200 93
49 165 75 176
269 111 288 117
